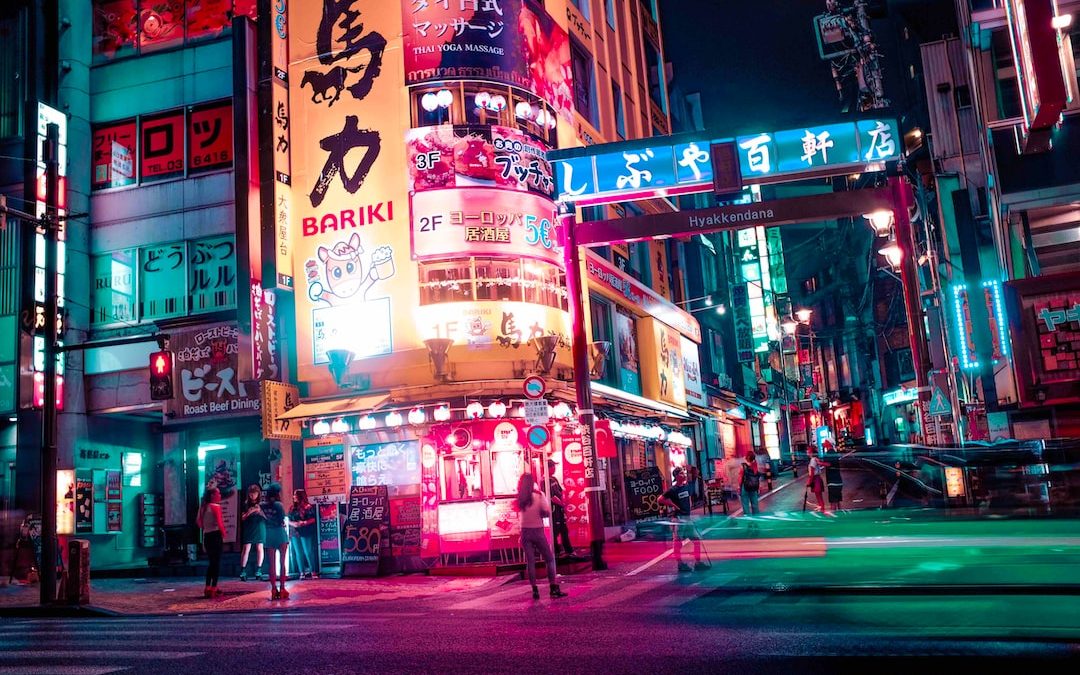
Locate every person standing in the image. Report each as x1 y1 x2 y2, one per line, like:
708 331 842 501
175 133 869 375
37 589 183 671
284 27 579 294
239 484 265 581
196 486 226 599
807 448 828 513
263 483 290 600
739 451 762 515
289 490 318 579
658 467 707 572
547 460 574 557
517 473 567 600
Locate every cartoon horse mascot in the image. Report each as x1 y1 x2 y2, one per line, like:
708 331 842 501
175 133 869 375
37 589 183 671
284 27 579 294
308 233 391 306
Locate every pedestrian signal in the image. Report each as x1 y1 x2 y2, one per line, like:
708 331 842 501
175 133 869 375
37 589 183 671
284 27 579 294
149 350 174 400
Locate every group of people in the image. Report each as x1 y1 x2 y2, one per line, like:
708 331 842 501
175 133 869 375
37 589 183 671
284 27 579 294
197 484 321 601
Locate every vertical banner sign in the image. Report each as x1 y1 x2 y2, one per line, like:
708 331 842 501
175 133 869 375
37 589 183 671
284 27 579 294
272 0 294 289
420 438 440 559
389 496 423 557
557 425 591 547
318 502 342 566
289 1 417 381
303 439 348 503
203 447 239 543
250 283 279 380
75 473 93 534
341 485 389 576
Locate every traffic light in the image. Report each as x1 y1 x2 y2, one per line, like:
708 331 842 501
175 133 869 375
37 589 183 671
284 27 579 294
149 350 174 401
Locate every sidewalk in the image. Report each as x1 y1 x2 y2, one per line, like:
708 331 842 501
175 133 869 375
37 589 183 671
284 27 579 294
0 574 499 616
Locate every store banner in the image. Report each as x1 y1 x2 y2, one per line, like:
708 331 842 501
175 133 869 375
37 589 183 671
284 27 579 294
409 188 559 264
594 419 617 459
401 0 573 119
585 251 701 343
318 503 342 566
250 283 280 381
681 336 706 406
289 0 417 380
557 425 591 546
640 317 686 408
407 124 554 198
260 380 301 441
390 496 423 557
203 447 239 543
167 323 261 421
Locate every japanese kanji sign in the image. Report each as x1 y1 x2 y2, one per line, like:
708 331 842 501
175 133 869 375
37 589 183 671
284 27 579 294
342 484 389 576
410 188 558 264
261 380 301 441
166 323 261 421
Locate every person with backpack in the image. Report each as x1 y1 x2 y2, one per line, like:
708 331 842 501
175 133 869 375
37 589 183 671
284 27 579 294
739 450 762 515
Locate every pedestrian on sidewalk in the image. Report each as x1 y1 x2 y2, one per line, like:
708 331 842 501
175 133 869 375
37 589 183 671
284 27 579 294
239 484 265 581
263 483 290 600
658 467 708 572
196 486 226 599
517 472 567 600
547 460 574 557
807 448 827 513
739 451 762 515
289 489 318 579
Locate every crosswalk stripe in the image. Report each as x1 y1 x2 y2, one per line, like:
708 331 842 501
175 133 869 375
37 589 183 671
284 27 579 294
587 579 668 609
652 583 714 607
448 583 535 610
0 650 202 660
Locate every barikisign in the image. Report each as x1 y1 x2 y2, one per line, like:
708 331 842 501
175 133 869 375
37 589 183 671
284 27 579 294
522 375 547 399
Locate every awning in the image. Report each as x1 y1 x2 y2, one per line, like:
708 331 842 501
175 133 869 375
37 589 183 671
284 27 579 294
590 381 690 420
277 393 389 421
733 392 772 416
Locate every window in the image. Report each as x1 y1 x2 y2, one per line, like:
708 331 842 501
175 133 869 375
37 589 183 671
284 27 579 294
92 100 233 190
0 12 24 139
991 30 1021 120
91 235 237 327
418 259 567 310
605 0 617 29
92 0 257 63
612 80 626 138
589 294 616 386
570 37 599 127
571 0 592 22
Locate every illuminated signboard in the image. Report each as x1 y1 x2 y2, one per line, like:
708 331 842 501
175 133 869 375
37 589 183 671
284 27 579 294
416 301 570 349
1003 0 1069 136
406 124 554 198
401 0 573 120
289 1 418 380
553 120 898 204
1007 276 1080 406
410 188 558 264
681 335 705 406
584 250 701 343
951 280 1010 371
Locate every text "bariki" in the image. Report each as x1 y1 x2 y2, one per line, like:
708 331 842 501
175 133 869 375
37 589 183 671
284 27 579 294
302 200 395 237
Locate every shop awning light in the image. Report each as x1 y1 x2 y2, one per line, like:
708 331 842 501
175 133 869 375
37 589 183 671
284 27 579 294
551 402 572 419
312 420 331 436
863 210 895 236
408 407 427 425
385 411 404 427
330 418 349 434
487 401 507 418
465 401 485 419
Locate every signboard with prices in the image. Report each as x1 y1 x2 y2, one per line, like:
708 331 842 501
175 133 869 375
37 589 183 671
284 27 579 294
341 485 389 576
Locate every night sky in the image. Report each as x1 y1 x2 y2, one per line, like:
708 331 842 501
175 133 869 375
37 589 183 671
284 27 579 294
659 0 958 135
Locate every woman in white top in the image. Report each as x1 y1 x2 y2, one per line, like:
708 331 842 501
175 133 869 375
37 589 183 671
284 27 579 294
807 448 828 513
196 486 226 598
516 473 567 600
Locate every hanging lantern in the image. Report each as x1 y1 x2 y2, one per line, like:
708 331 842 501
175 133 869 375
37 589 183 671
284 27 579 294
385 411 404 427
466 401 485 419
357 415 376 431
515 101 533 119
474 91 491 109
488 401 507 418
435 88 453 108
312 420 331 436
408 407 427 425
330 418 349 434
551 402 571 419
433 403 452 422
421 92 439 112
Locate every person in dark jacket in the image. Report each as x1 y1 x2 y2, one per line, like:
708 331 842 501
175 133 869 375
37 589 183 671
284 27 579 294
547 460 574 557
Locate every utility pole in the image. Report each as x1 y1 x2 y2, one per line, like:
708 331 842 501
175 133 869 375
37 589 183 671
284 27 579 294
41 123 60 605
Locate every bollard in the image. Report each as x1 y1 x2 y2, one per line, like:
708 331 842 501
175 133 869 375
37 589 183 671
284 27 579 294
67 539 90 605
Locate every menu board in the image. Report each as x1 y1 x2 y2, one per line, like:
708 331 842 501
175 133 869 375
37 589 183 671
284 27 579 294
318 503 342 566
75 473 94 534
341 485 389 576
624 467 663 519
305 441 348 504
389 496 422 557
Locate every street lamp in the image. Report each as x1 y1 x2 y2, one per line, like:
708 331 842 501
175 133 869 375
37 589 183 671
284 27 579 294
781 319 799 335
879 242 904 270
863 210 895 237
795 308 813 324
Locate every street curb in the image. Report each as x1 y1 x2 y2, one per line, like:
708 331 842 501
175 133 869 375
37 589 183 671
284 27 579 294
702 584 1080 597
0 604 120 618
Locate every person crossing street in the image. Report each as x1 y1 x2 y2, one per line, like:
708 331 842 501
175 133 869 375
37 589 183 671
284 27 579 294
658 467 709 573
